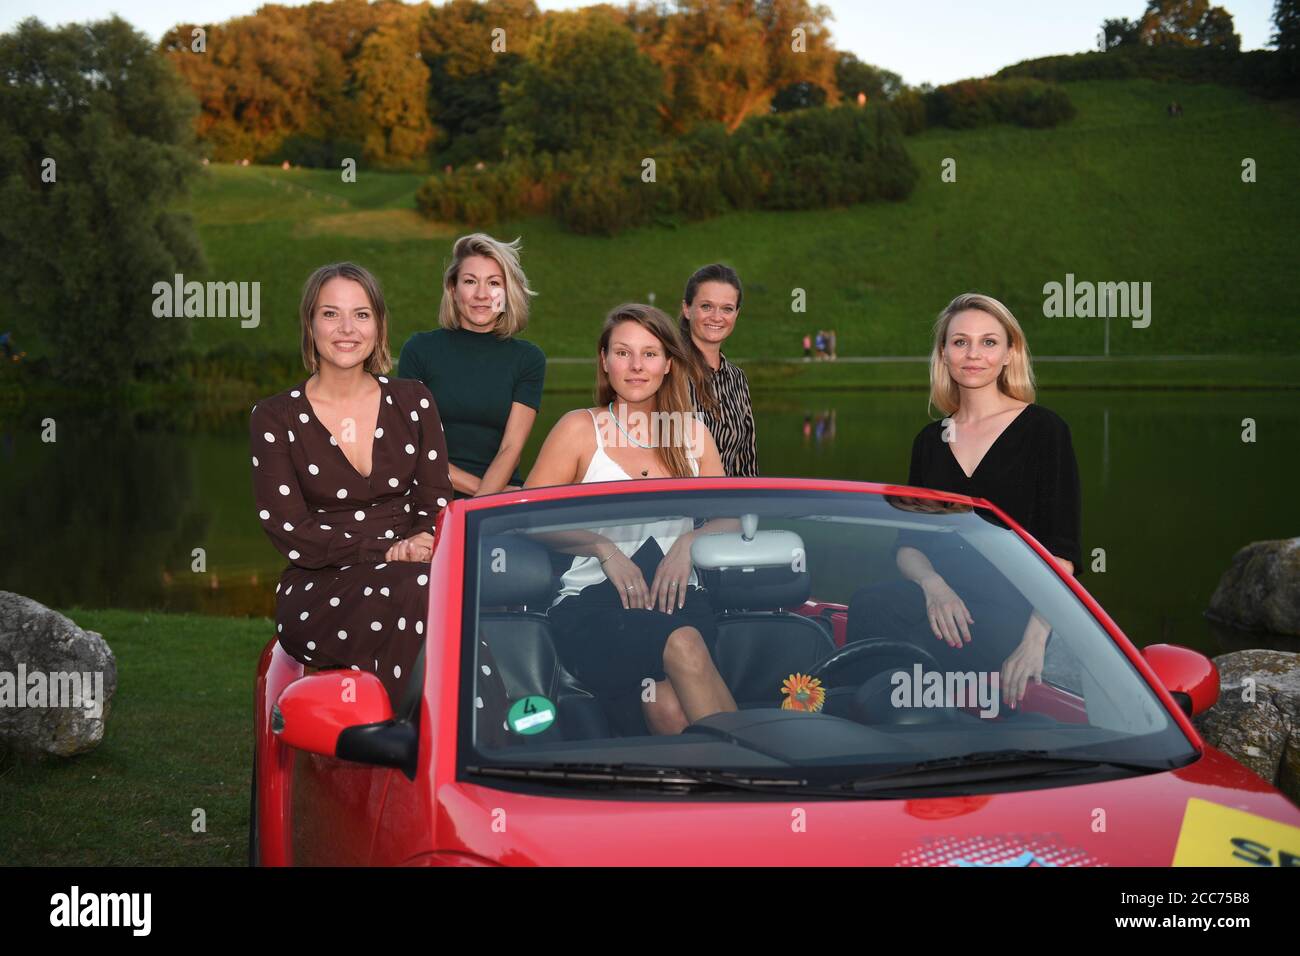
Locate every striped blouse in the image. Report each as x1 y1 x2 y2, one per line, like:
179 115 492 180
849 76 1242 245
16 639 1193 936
689 352 759 477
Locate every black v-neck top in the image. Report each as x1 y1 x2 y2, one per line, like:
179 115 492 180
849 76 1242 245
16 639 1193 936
906 403 1082 573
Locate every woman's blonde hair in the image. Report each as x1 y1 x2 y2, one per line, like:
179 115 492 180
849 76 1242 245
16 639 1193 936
438 233 536 338
928 292 1035 416
299 262 392 375
596 303 697 479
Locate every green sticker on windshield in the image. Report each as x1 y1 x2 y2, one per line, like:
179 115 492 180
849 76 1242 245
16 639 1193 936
507 695 556 735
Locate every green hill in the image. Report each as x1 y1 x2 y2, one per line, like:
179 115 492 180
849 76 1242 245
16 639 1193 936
11 77 1296 393
179 79 1298 365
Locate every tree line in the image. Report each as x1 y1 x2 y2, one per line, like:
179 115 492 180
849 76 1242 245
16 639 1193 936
161 0 851 169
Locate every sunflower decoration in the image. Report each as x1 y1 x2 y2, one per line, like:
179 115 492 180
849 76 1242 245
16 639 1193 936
780 673 826 712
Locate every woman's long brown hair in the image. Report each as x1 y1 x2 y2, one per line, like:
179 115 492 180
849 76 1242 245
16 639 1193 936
596 303 697 479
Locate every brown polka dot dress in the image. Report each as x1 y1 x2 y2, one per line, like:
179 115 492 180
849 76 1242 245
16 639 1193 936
249 374 454 705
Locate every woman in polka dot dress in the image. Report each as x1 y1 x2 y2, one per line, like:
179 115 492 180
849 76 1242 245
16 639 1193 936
249 262 454 705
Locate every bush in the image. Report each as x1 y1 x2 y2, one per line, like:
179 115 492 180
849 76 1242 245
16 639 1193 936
889 89 927 135
416 102 918 236
727 104 919 211
998 51 1139 83
997 47 1295 95
923 78 1074 130
924 80 996 129
993 79 1077 128
414 155 556 227
553 160 653 236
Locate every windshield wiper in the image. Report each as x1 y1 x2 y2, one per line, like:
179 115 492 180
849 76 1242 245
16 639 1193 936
828 749 1170 793
467 762 809 793
468 749 1171 797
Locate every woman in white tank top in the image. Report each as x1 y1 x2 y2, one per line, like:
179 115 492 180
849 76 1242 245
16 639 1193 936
552 406 699 600
526 304 738 735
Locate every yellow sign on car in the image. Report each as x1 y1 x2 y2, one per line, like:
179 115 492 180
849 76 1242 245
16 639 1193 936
1172 797 1300 866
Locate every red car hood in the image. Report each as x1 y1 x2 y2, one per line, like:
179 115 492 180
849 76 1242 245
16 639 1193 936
439 748 1300 866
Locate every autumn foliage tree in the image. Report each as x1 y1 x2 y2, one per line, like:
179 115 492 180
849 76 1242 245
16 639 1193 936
162 7 324 161
353 16 436 164
1101 1 1241 51
162 0 431 166
632 0 838 133
159 0 843 165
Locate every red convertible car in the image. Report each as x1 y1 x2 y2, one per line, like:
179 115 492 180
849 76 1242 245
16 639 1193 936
252 478 1300 866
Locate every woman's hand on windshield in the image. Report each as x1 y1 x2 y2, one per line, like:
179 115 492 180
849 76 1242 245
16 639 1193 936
649 535 694 613
1000 628 1047 709
601 548 650 610
919 574 973 648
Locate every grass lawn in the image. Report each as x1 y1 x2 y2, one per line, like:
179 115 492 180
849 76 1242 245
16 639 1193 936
0 609 268 866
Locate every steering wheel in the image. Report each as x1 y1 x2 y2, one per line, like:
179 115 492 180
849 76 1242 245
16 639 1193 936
808 639 941 686
808 639 958 726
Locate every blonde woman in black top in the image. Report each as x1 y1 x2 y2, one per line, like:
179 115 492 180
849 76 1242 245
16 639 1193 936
849 293 1081 709
679 263 758 477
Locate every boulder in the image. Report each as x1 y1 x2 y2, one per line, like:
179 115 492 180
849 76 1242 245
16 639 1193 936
1194 649 1300 804
1207 538 1300 636
0 591 117 756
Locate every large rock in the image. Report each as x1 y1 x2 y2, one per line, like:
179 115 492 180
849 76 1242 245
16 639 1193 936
1207 538 1300 636
1194 649 1300 804
0 591 117 756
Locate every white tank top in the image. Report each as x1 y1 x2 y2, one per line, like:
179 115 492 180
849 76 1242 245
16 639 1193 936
553 408 698 602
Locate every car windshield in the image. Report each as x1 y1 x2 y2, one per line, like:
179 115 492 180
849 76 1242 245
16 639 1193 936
458 488 1194 794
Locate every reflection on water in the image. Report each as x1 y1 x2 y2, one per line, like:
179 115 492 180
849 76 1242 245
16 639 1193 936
1 390 1296 655
0 404 275 617
802 409 837 447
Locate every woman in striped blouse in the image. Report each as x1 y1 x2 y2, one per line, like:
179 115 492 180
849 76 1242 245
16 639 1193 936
678 263 759 477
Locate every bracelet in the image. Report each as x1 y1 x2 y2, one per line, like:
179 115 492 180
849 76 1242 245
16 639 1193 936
598 547 616 566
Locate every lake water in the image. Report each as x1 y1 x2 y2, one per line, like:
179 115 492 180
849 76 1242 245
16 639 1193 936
2 389 1296 656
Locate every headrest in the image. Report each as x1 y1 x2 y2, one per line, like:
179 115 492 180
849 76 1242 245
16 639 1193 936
692 528 809 611
478 535 554 608
699 566 811 611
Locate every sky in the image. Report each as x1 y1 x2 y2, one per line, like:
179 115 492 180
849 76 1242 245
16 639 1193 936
0 0 1281 86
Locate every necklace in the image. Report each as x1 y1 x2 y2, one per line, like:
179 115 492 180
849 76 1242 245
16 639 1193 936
607 402 653 448
607 402 652 477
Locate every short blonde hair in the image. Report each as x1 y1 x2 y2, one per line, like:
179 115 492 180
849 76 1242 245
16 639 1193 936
438 233 536 339
928 292 1035 416
299 262 392 375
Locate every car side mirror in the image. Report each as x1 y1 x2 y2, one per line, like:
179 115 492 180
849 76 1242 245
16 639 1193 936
273 671 394 757
1141 644 1219 718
